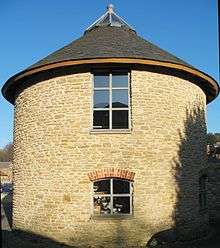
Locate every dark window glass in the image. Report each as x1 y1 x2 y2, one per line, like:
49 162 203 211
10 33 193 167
113 179 130 194
204 193 207 207
112 74 128 87
93 179 133 216
94 180 110 194
199 175 207 209
94 90 109 108
112 110 128 129
199 193 207 209
199 193 202 208
199 176 207 191
93 196 111 215
93 111 109 129
113 197 130 214
112 89 128 108
94 75 109 88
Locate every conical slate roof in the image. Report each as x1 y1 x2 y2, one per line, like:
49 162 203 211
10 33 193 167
29 26 191 70
2 4 219 104
29 4 190 70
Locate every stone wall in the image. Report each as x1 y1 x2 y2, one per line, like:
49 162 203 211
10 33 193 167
206 161 220 222
13 68 207 247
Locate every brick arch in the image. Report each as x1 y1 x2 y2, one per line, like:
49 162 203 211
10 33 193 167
88 168 135 181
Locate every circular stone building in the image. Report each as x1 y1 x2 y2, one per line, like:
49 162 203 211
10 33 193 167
2 5 219 248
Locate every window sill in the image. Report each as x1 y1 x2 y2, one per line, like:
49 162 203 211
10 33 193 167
90 129 131 134
90 214 133 220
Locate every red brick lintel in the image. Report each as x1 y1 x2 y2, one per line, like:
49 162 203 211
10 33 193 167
88 168 135 181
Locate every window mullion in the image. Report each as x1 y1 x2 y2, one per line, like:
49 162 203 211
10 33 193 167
110 178 113 214
109 73 112 130
113 194 131 197
92 73 94 130
112 87 128 90
130 182 132 214
94 108 110 111
94 87 109 90
109 108 129 110
94 194 111 197
128 72 131 130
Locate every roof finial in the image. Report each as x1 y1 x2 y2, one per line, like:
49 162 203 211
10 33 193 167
107 4 114 13
85 3 135 32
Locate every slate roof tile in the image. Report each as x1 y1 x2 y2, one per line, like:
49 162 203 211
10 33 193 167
29 26 192 69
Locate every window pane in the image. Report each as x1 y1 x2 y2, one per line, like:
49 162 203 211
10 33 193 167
113 197 130 214
94 196 111 215
93 180 110 194
199 193 202 208
112 89 128 108
94 74 109 88
112 110 128 129
199 176 207 191
113 179 130 194
93 111 109 129
112 74 128 87
199 193 206 208
204 193 207 207
94 90 109 108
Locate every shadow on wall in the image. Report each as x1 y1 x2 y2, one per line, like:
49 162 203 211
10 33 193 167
2 230 74 248
206 159 220 223
2 106 214 248
2 192 13 228
147 106 209 247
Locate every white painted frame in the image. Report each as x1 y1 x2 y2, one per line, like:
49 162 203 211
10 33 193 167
92 178 133 216
91 71 131 131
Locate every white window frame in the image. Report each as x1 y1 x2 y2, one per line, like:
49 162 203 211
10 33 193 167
91 71 131 131
92 178 133 216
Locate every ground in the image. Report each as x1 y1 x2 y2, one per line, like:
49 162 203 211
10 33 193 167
1 192 220 248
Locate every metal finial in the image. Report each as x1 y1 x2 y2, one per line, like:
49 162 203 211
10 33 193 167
107 4 114 13
86 3 135 32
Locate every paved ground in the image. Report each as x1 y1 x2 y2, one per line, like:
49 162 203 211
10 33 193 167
1 192 220 248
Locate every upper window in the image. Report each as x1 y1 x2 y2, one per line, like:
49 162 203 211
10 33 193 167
93 72 130 130
93 178 133 215
199 175 207 210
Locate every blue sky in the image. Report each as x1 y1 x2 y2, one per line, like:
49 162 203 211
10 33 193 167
0 0 219 148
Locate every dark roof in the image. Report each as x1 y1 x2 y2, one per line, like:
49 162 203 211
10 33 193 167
1 6 219 104
29 26 192 70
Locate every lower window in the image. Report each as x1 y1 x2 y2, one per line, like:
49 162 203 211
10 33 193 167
93 178 133 215
199 175 207 210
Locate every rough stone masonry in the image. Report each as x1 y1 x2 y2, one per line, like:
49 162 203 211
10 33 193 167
12 70 208 247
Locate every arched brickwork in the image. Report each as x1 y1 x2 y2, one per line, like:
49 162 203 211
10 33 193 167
88 168 135 181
